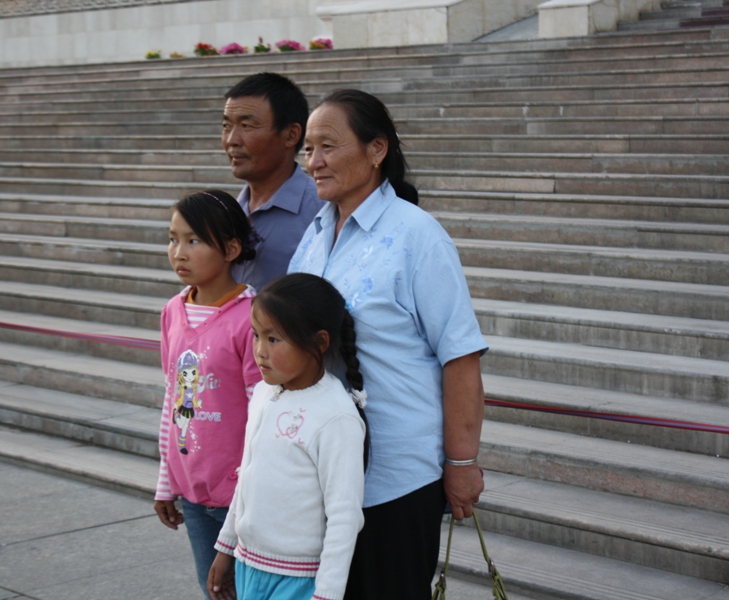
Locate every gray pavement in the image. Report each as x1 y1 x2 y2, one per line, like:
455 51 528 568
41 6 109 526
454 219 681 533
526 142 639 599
0 461 508 600
0 461 200 600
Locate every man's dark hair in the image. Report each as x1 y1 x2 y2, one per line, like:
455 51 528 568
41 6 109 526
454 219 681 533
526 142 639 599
225 72 309 152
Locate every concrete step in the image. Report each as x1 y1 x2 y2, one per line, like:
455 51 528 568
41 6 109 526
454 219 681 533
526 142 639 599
5 74 728 106
0 309 160 366
7 95 729 122
0 176 239 200
3 52 728 100
408 151 729 176
399 115 729 136
0 161 236 185
0 255 180 298
476 471 729 582
0 382 158 458
401 133 729 154
0 424 158 498
391 97 729 119
0 147 227 167
484 335 728 402
0 211 171 243
0 281 165 329
413 168 729 199
0 232 168 269
0 341 163 407
423 190 729 224
456 239 729 284
0 134 221 151
465 266 729 320
481 373 729 456
442 509 729 598
473 298 729 359
642 5 704 19
5 148 729 177
378 80 729 104
480 420 728 512
435 212 729 253
7 58 728 97
0 191 173 219
5 132 728 156
5 162 729 201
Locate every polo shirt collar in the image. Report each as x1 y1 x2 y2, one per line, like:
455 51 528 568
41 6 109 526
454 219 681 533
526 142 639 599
241 164 307 216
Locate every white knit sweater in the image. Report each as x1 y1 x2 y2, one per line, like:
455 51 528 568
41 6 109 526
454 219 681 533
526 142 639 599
215 372 365 600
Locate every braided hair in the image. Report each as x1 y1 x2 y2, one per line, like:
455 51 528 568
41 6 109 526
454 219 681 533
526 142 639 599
253 273 370 469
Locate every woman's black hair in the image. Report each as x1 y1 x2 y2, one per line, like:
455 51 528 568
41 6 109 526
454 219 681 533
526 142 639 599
316 88 419 205
173 189 259 264
254 273 370 469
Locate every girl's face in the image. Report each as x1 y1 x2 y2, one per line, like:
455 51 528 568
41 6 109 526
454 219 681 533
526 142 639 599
251 306 325 392
168 210 235 300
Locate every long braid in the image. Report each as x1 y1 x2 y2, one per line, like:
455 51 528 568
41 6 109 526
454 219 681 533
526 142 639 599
340 310 370 470
340 311 363 392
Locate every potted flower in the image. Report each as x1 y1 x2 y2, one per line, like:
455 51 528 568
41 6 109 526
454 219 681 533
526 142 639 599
309 38 333 50
145 50 162 59
220 42 247 55
253 37 271 53
275 39 305 52
194 42 218 57
170 51 186 59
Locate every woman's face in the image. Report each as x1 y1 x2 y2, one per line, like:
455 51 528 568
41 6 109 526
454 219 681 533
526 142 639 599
304 103 386 209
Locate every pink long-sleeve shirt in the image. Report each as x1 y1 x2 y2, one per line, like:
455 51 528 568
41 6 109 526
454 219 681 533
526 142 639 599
155 285 261 507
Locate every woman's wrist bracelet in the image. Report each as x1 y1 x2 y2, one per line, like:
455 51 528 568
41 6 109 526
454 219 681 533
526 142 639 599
444 456 478 467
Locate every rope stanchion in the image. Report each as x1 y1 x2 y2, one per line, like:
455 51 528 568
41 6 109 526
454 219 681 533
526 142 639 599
485 398 729 435
0 321 160 351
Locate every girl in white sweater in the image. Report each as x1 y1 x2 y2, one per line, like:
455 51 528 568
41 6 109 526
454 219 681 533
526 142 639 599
208 273 369 600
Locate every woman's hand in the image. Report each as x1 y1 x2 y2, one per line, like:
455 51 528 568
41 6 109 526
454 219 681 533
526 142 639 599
442 351 485 520
208 552 237 600
153 500 184 530
444 463 484 520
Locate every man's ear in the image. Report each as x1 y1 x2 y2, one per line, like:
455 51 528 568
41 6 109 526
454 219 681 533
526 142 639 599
315 330 331 355
285 122 303 149
225 239 242 263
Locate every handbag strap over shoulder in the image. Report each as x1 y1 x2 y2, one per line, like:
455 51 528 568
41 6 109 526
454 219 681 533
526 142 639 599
432 512 509 600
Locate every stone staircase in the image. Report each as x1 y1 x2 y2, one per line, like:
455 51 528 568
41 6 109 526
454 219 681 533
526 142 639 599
0 25 727 600
619 0 729 31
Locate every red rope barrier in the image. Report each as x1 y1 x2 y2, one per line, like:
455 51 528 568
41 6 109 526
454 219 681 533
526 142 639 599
0 321 159 351
485 398 729 434
1 322 725 434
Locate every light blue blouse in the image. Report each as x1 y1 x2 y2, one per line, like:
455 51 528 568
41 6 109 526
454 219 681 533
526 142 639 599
289 181 487 507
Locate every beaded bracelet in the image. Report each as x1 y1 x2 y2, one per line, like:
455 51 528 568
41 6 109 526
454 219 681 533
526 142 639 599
444 457 478 466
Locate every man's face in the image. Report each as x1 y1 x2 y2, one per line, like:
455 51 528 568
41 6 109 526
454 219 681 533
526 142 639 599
221 95 292 183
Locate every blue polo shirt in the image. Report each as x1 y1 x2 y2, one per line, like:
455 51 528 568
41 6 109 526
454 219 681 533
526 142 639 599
232 165 324 292
289 181 487 507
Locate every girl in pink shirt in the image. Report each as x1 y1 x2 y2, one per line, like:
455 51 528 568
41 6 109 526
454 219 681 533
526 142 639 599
154 189 262 598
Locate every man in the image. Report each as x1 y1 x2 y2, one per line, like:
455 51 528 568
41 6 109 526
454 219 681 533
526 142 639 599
222 72 324 291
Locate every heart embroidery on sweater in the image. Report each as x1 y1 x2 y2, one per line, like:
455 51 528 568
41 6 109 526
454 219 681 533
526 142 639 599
276 411 304 439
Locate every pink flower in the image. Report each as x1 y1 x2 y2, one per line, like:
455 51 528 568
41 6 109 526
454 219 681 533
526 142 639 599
309 37 333 50
220 43 247 55
275 39 306 52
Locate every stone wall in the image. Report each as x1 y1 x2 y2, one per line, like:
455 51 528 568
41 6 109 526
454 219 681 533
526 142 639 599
0 0 327 67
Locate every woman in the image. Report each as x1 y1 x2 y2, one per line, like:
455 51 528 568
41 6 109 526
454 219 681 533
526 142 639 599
289 89 488 600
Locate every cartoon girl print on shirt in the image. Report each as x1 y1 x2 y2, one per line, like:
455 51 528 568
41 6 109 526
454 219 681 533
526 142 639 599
174 349 201 455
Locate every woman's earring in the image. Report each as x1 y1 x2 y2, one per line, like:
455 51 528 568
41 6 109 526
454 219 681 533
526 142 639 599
374 162 379 169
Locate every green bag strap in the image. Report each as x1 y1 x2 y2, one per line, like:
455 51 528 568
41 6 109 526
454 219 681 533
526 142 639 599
432 512 509 600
